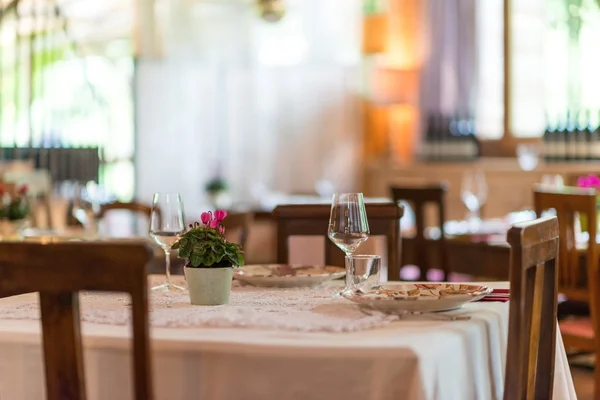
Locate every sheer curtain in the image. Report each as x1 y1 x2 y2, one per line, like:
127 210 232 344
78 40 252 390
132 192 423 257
135 0 362 215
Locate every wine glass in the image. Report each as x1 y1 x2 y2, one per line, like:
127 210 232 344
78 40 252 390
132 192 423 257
461 170 487 231
72 181 101 236
149 193 186 291
328 193 370 296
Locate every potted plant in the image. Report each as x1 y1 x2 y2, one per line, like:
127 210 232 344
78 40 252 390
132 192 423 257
172 210 244 305
0 185 30 235
204 165 232 209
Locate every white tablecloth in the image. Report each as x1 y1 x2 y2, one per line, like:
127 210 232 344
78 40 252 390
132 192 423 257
0 282 576 400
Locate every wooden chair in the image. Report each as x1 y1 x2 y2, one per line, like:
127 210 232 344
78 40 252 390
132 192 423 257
505 216 559 400
221 212 252 249
534 186 600 398
274 203 403 280
0 241 155 400
98 201 152 219
390 184 448 280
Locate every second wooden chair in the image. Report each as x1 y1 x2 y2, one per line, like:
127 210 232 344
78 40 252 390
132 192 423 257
274 203 403 280
390 184 448 280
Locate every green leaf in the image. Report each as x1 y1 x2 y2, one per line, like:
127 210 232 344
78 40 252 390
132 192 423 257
190 253 203 267
237 252 244 266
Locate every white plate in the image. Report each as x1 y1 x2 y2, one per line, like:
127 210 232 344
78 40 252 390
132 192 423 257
233 264 345 288
342 283 492 313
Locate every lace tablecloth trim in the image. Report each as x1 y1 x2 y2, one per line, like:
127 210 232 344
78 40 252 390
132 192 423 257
0 279 395 333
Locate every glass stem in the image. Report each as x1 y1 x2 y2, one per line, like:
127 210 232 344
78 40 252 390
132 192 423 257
344 254 352 290
165 249 172 286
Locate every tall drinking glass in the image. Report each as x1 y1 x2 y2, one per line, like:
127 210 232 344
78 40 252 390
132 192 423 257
149 193 186 291
328 193 370 296
461 170 487 231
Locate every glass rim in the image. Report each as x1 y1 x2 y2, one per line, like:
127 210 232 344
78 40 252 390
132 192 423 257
347 254 381 260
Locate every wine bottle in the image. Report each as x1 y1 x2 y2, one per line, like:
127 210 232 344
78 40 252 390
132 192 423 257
421 115 434 160
553 113 566 162
541 115 551 162
591 111 600 161
577 111 590 161
565 110 577 161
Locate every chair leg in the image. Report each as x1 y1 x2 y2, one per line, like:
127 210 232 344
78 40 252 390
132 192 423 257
594 353 600 400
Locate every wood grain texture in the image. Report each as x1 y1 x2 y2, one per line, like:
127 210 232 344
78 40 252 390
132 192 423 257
390 184 448 280
505 216 559 400
0 241 155 400
534 187 600 398
273 203 403 280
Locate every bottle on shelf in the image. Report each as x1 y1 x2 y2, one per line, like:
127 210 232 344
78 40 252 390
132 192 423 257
421 114 434 161
591 110 600 161
541 115 552 162
554 113 567 162
576 110 590 161
565 110 577 162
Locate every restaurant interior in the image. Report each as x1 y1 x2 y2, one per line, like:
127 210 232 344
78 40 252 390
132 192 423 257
0 0 599 398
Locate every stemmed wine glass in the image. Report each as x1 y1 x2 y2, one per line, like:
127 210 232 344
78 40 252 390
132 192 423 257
328 193 370 296
149 193 186 291
461 170 487 231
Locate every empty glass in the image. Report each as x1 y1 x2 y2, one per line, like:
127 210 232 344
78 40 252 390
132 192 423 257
328 193 370 296
348 255 381 292
149 193 186 291
461 170 487 231
72 181 102 236
517 144 540 171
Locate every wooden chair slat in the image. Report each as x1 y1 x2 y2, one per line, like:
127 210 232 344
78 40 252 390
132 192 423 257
505 215 559 400
0 241 155 400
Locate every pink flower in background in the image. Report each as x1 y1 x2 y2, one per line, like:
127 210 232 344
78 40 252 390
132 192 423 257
210 220 219 229
214 210 227 222
17 185 28 196
578 174 600 189
201 212 212 225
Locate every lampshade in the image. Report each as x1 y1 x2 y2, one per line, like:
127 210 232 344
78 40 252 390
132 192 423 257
370 67 418 105
362 14 387 54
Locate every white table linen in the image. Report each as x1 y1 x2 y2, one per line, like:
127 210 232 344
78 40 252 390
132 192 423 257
0 282 576 400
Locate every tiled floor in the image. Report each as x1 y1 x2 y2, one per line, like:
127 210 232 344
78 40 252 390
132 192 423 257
572 367 593 400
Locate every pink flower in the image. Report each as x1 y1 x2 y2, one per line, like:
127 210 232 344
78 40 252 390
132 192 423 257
200 212 212 225
17 185 28 196
214 209 227 222
218 225 225 235
578 174 600 189
210 220 219 229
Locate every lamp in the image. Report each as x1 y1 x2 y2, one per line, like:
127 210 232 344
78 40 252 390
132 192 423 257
369 67 419 164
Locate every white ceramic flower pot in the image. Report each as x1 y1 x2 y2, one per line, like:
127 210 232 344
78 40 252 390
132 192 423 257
184 266 233 306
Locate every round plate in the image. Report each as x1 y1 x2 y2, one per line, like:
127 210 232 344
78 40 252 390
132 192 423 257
342 283 492 313
233 264 345 288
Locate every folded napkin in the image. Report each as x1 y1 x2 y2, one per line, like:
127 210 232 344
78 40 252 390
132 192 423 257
477 289 510 303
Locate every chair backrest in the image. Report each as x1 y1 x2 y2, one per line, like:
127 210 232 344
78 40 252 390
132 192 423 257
98 201 152 219
274 203 403 279
505 216 559 400
533 187 597 302
0 241 155 400
222 212 252 249
390 184 447 280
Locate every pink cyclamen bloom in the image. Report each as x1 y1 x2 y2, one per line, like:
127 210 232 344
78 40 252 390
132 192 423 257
210 220 219 229
578 174 600 189
201 212 212 225
214 209 227 222
218 225 225 235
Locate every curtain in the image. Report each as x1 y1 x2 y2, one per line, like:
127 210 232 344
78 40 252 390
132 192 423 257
135 0 362 215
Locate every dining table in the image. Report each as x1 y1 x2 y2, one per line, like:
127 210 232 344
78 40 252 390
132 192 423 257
0 277 576 400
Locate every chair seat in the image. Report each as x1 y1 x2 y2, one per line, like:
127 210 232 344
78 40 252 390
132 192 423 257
560 317 594 339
